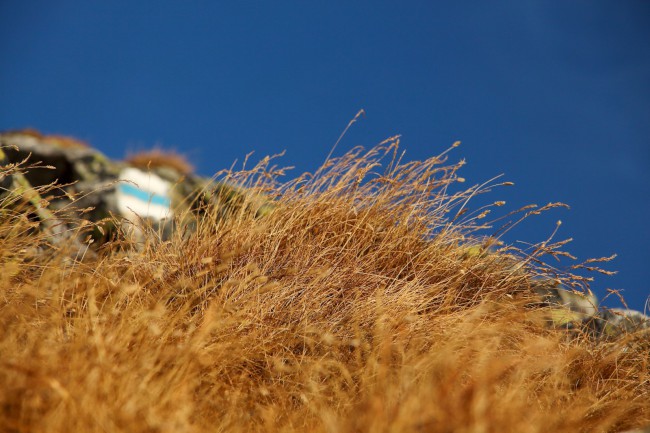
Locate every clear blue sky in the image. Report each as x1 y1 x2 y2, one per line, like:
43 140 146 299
1 1 648 310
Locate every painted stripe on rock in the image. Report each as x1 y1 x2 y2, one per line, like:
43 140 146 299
117 183 171 208
116 168 173 221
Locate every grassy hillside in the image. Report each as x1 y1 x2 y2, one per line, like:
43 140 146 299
1 140 648 432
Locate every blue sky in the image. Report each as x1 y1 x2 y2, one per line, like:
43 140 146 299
1 1 648 310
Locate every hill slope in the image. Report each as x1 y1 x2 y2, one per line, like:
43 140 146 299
1 141 648 432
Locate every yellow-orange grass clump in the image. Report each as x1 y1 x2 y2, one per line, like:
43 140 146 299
126 149 194 175
3 128 90 149
0 140 648 433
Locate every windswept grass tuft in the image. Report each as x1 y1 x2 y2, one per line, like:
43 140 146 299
1 139 648 432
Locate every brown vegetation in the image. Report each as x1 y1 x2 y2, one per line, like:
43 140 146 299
126 149 194 175
0 139 648 432
3 128 90 149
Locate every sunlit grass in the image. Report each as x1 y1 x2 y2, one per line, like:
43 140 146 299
1 139 648 432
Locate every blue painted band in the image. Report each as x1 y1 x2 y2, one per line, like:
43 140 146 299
118 183 171 208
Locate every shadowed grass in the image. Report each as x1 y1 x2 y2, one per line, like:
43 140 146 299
0 139 648 432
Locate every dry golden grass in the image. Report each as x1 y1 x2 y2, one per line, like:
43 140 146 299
126 149 194 175
1 139 648 432
3 128 90 149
